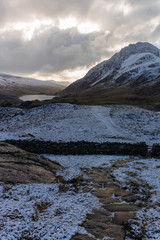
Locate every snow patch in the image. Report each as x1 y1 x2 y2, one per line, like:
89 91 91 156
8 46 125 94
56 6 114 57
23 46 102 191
43 155 129 181
0 183 100 240
0 73 63 88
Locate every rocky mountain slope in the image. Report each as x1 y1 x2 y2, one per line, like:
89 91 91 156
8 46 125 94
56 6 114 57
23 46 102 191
60 42 160 107
0 73 64 105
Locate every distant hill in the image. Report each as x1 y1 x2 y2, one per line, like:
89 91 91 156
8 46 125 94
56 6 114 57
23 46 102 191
0 73 65 105
49 80 70 87
59 42 160 108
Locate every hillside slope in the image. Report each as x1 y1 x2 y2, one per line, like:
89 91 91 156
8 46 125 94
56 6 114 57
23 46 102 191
0 104 159 145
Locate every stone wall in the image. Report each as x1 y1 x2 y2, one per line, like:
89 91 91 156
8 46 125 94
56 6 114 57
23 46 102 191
6 140 148 157
151 144 160 157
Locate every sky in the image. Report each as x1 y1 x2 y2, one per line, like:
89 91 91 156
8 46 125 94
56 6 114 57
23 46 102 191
0 0 160 83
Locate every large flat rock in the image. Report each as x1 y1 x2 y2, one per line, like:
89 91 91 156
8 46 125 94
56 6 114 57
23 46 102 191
0 142 61 184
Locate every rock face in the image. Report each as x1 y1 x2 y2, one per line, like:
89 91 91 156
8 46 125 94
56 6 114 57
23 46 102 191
60 42 160 106
0 142 60 184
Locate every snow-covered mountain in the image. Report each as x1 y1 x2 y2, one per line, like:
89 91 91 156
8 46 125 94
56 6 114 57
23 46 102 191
0 73 65 105
0 73 64 88
62 42 160 94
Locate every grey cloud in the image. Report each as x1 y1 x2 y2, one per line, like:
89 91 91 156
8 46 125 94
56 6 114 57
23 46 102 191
150 25 160 43
0 0 7 23
89 0 160 50
89 0 160 29
1 0 160 32
0 0 94 24
0 27 109 75
0 0 160 78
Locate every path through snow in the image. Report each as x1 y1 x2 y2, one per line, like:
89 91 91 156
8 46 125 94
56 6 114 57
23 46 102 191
91 106 135 140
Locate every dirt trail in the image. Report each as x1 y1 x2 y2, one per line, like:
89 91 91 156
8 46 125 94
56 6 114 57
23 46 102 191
71 158 151 240
91 106 136 141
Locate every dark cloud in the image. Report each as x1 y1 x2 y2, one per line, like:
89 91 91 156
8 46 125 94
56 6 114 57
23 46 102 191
0 27 110 75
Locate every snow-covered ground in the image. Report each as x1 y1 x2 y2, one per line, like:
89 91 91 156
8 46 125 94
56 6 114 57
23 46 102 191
114 158 160 239
0 154 160 239
0 103 159 145
43 154 128 181
0 183 99 240
0 155 127 240
111 105 160 145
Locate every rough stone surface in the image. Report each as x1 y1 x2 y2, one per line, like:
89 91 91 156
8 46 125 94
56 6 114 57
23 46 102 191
0 141 60 184
83 220 125 239
113 212 136 225
103 204 140 212
93 188 132 198
80 167 144 240
71 235 95 240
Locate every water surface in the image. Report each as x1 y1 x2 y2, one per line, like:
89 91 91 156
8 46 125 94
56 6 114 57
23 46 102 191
19 95 55 101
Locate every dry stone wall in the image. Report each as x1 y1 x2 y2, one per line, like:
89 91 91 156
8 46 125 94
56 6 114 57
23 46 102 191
6 140 149 157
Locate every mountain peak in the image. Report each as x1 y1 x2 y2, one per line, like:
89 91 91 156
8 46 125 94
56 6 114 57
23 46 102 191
121 42 159 55
83 42 160 81
62 42 160 96
112 42 160 64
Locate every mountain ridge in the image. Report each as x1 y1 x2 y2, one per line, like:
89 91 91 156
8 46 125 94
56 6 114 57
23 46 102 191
62 42 160 94
0 73 65 88
57 42 160 108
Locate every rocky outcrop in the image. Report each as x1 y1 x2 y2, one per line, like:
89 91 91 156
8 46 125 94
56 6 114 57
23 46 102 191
0 142 61 184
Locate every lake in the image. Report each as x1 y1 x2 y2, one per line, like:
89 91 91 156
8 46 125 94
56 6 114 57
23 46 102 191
19 95 55 101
